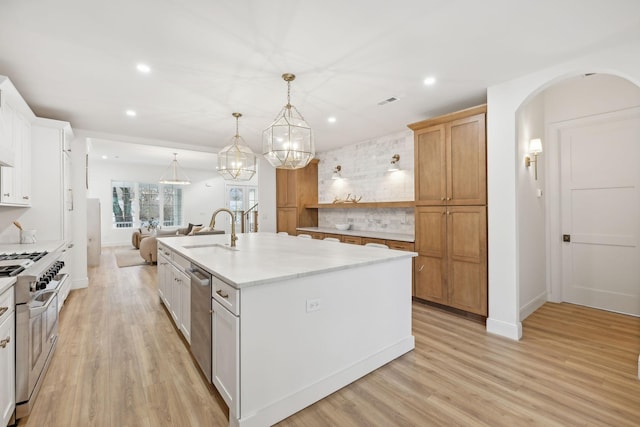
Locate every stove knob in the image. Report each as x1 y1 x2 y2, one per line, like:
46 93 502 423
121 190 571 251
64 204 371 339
37 280 47 290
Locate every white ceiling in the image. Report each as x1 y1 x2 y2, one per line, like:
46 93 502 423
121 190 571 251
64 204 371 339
2 0 640 166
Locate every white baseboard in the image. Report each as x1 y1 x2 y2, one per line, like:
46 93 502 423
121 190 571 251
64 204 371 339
520 291 547 321
487 317 522 341
102 241 131 247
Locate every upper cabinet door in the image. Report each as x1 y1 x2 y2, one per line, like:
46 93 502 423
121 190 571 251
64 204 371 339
447 113 486 205
415 125 446 205
275 169 296 207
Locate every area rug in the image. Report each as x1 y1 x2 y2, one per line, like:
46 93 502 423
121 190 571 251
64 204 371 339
115 249 149 267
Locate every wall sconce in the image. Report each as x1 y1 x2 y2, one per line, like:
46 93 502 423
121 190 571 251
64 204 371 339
525 139 543 180
332 165 342 180
388 154 400 172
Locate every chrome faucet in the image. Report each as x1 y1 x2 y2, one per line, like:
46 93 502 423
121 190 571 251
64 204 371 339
209 208 238 247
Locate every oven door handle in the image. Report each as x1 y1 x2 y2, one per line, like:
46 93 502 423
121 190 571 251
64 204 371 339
30 291 57 318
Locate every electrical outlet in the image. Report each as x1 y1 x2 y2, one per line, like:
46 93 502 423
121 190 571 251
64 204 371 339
306 298 321 312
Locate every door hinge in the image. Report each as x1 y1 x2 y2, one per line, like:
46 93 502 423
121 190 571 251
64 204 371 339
562 234 571 242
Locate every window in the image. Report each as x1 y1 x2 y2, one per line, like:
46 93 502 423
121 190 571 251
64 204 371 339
226 184 258 232
111 181 183 229
112 181 134 228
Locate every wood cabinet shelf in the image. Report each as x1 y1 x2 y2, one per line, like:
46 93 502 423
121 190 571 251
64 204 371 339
305 201 414 209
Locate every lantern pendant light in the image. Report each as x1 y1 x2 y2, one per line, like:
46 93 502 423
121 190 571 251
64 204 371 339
217 113 257 181
159 153 191 185
263 73 314 169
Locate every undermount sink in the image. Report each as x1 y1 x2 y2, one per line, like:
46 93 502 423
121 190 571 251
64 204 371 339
182 243 239 251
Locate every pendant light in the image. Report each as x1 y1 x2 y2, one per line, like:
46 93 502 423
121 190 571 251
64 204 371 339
217 112 257 181
263 73 314 169
159 153 191 185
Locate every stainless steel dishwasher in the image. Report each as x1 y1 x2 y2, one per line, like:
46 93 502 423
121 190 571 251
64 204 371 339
189 264 212 382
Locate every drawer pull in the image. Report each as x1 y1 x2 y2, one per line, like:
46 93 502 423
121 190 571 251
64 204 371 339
418 265 424 272
216 289 229 299
23 195 30 200
0 336 10 348
0 307 7 316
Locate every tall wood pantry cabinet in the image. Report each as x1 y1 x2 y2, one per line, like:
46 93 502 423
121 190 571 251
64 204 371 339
276 159 318 235
409 105 488 316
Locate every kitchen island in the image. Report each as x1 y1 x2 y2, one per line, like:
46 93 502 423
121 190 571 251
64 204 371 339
158 232 415 427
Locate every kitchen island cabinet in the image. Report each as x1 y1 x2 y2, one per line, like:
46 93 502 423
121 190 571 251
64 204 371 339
158 233 415 427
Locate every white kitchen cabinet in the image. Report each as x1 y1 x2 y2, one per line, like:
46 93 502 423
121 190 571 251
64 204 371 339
178 268 191 344
157 243 191 343
0 286 16 427
212 297 239 417
169 264 181 326
0 98 32 206
157 251 170 305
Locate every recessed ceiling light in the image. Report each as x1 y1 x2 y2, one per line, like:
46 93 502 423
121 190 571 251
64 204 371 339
136 63 151 73
327 116 337 123
423 76 436 86
101 155 108 159
125 110 137 117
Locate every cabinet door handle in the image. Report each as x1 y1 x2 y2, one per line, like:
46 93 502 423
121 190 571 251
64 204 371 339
441 197 445 201
447 211 451 215
0 336 10 348
446 197 451 201
22 195 29 200
0 307 7 316
3 193 9 197
418 265 424 272
216 289 229 299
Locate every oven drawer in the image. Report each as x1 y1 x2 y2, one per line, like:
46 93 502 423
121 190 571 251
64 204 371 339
0 286 14 325
211 276 239 316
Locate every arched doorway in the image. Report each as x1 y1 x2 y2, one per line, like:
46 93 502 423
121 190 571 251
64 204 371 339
485 42 640 341
516 74 640 320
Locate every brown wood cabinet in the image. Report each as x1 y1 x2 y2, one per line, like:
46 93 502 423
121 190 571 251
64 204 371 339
342 236 363 245
409 105 488 316
414 206 487 315
411 105 486 206
276 160 319 234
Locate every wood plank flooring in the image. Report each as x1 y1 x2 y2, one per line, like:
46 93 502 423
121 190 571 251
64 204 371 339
18 246 640 426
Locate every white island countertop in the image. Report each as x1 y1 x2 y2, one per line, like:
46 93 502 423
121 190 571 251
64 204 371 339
158 232 416 289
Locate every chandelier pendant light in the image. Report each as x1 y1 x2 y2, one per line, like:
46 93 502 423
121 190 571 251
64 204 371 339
217 113 257 181
263 73 315 169
159 153 191 185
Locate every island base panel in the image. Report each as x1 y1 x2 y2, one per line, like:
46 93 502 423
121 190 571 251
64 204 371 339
236 258 414 426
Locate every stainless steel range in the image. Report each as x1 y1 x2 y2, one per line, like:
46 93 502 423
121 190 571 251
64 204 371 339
0 250 68 421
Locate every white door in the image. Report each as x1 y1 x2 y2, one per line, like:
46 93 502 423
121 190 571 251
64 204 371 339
560 110 640 316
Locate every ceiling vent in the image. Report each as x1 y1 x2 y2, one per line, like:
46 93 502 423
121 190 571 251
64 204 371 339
377 96 399 106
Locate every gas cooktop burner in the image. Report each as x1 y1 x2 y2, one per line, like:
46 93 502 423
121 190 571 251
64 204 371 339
0 251 47 262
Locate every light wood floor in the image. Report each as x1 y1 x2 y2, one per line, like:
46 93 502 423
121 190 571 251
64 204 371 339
19 247 640 426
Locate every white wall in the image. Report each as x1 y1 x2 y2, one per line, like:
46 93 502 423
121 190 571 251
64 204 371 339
487 40 640 340
87 159 231 246
516 93 546 320
315 130 414 235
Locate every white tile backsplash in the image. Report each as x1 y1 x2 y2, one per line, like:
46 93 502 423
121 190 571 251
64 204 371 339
319 208 415 235
316 130 414 234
